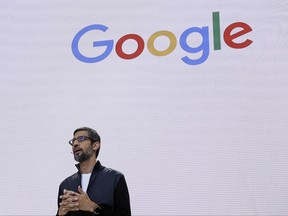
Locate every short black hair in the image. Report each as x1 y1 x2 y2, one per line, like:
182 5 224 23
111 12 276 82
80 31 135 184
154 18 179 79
73 127 101 157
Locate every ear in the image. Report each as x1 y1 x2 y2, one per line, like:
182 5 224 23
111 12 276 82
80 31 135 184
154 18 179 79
92 141 100 151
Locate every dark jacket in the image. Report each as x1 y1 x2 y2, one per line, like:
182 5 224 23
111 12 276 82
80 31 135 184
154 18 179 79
57 161 131 216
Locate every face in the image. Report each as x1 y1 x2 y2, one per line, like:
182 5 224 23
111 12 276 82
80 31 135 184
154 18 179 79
72 130 97 163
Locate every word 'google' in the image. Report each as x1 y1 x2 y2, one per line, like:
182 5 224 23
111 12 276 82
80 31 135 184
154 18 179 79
72 12 253 65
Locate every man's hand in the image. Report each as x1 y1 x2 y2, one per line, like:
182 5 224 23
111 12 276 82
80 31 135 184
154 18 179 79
58 189 79 215
74 186 98 212
58 186 98 215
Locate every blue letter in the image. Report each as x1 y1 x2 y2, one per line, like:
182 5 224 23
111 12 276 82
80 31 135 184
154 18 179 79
180 27 209 65
72 24 113 63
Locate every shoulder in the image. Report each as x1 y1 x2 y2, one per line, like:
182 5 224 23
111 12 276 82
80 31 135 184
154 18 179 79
102 166 124 176
100 166 125 180
59 172 79 187
98 165 126 186
97 161 125 178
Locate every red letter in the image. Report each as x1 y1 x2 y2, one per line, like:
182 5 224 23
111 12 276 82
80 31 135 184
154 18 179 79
224 22 253 49
115 34 144 59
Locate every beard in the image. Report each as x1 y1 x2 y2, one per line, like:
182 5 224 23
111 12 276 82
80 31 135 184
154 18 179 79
74 145 94 163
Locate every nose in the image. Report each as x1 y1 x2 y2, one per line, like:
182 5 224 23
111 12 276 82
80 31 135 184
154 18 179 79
72 141 80 147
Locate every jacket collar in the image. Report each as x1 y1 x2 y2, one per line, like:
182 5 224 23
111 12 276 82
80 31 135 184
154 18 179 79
75 160 104 173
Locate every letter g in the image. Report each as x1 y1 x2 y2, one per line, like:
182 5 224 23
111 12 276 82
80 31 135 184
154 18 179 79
71 24 113 63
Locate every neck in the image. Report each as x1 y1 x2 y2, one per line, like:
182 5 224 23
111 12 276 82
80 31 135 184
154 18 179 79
79 156 97 174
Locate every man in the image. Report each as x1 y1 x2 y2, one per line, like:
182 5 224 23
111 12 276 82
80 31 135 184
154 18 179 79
57 127 131 216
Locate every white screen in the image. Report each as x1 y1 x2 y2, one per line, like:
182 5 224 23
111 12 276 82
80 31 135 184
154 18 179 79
0 1 288 215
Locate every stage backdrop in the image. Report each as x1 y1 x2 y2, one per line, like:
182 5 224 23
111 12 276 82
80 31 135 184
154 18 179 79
0 1 288 215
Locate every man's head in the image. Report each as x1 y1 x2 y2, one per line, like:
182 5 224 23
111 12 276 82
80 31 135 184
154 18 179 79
69 127 101 162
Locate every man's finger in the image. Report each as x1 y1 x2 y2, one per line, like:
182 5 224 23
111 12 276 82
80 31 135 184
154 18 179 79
68 202 79 208
61 196 78 204
64 189 76 195
60 201 79 210
60 195 79 206
78 185 85 194
61 190 77 200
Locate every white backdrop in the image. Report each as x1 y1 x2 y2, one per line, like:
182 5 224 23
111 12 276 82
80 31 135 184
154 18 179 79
0 0 288 215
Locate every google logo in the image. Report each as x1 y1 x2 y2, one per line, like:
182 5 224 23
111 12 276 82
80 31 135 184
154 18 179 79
72 12 253 65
